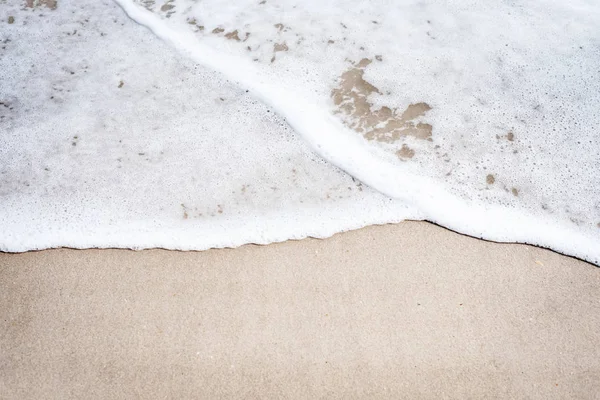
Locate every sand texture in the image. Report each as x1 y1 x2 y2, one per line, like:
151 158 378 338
1 221 599 399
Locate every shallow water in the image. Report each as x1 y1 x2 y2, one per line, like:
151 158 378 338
1 0 599 264
0 0 419 251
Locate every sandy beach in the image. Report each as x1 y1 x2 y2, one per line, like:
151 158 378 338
2 221 599 399
2 1 600 398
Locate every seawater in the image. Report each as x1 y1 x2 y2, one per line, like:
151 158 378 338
1 0 599 264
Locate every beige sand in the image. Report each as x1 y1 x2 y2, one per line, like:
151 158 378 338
1 221 599 399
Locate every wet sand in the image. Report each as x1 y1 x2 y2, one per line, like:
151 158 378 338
1 221 599 399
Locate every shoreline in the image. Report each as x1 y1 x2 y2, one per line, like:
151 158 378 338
2 220 597 269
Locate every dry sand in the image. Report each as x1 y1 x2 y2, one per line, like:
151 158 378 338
1 221 599 399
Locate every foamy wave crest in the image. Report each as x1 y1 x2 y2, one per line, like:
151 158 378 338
111 0 600 263
1 0 599 264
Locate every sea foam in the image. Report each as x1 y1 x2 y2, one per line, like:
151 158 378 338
1 0 599 264
0 0 419 251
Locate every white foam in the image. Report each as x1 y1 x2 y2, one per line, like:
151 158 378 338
108 0 600 263
0 0 419 252
1 0 599 265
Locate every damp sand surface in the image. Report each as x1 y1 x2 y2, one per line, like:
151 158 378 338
1 222 599 399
